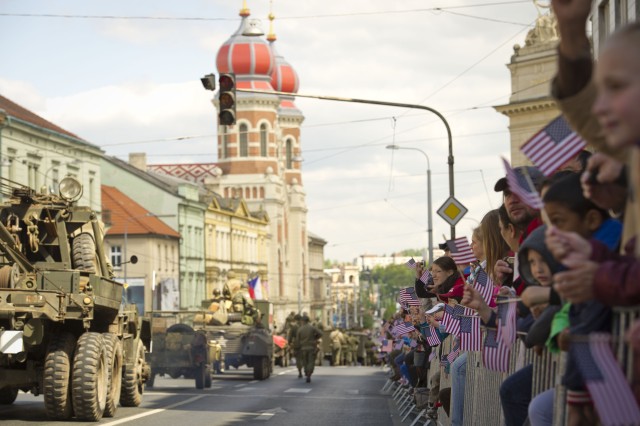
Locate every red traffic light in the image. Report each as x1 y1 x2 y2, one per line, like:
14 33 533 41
219 74 235 91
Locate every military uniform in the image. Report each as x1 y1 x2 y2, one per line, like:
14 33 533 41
296 316 322 383
346 334 358 366
330 329 343 366
288 315 302 378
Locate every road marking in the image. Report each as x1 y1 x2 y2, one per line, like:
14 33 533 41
249 380 259 384
277 368 296 376
101 395 206 425
236 387 259 392
234 384 246 388
255 413 275 421
284 388 312 394
346 390 359 395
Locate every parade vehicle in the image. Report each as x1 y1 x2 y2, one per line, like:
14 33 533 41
0 177 151 421
147 299 274 386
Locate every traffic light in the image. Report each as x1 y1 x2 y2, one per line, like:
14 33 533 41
218 73 236 126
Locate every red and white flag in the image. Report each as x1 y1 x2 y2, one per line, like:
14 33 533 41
483 328 511 372
497 297 517 347
572 333 640 425
501 157 544 210
446 237 476 265
521 115 587 176
473 269 494 306
459 316 481 352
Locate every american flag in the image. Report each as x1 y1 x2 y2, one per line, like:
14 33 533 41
392 321 416 337
440 354 450 368
501 157 544 210
441 304 459 335
521 115 587 176
571 333 640 425
381 339 393 353
422 324 442 347
473 269 494 305
398 287 421 307
496 297 517 346
410 339 418 348
428 351 437 363
459 316 481 351
447 339 461 364
482 328 511 372
419 268 432 284
446 237 477 264
405 258 417 269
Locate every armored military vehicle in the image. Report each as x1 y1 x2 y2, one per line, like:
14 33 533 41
148 299 273 385
0 177 151 421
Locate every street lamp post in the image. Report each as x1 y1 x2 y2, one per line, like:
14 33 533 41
236 87 456 238
386 145 433 266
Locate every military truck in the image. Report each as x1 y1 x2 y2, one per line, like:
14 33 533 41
0 177 151 421
148 299 273 385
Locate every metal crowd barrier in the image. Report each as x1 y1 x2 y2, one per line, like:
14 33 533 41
385 307 640 426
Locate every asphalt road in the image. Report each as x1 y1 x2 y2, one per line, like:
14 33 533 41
0 365 403 426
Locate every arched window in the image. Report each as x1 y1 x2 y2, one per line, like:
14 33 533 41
285 139 293 169
260 123 268 157
239 123 249 157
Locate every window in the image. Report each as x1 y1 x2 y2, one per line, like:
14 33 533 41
110 245 122 269
260 123 268 156
239 123 248 157
285 139 293 169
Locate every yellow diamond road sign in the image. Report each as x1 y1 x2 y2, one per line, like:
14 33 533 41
437 196 468 226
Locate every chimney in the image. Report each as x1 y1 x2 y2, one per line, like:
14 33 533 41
129 153 147 171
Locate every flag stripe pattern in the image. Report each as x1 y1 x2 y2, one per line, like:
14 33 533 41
392 322 416 337
405 258 417 269
501 157 544 210
447 237 477 264
424 325 442 347
460 316 481 351
441 304 458 335
419 269 432 284
482 328 511 372
398 287 421 307
497 297 517 346
521 115 587 176
571 333 640 425
473 269 494 305
447 339 461 364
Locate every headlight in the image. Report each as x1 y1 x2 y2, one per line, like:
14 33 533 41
59 176 83 202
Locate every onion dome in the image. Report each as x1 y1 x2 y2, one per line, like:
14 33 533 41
266 12 300 112
216 6 274 90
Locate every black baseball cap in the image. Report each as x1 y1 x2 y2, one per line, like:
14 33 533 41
494 166 544 192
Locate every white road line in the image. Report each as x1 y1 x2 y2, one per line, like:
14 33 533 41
234 384 246 388
101 395 206 425
249 380 259 384
255 413 275 421
284 388 312 393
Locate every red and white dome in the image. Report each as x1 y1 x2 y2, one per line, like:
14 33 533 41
270 43 300 94
216 9 275 90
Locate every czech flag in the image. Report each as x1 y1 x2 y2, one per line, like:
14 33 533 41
248 276 263 300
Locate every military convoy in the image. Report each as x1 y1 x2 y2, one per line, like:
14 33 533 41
0 177 150 421
147 284 274 387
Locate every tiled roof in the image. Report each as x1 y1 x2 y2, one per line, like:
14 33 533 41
102 185 180 238
0 94 89 143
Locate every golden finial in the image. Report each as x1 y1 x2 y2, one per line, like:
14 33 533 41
240 0 250 17
267 0 276 42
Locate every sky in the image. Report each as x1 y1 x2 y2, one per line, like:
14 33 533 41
0 0 547 262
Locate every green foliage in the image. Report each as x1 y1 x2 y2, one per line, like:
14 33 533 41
370 263 415 316
399 248 423 257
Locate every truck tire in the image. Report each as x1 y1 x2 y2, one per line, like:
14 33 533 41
102 333 123 418
72 233 98 273
43 332 76 419
195 363 206 390
253 356 269 380
205 367 212 388
0 387 18 404
72 332 108 421
120 340 145 407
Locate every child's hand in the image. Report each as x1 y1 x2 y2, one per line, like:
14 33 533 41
553 261 598 303
521 286 551 307
558 328 571 352
494 259 513 284
544 226 592 267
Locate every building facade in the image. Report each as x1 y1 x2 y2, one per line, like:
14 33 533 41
0 95 102 210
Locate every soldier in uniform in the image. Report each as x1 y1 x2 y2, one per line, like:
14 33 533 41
288 314 303 378
296 315 322 383
347 333 359 366
330 328 342 366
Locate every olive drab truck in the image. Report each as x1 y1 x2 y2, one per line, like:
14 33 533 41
0 177 151 421
148 293 274 386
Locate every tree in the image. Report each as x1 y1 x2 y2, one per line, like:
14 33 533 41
370 264 415 315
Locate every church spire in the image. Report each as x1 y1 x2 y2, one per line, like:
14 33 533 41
267 0 276 42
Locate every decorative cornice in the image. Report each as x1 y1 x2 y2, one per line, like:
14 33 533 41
494 98 557 116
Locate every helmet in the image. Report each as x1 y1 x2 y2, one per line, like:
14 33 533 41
213 289 221 296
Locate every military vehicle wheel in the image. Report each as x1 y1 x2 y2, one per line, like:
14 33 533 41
72 332 108 421
195 363 206 389
72 233 98 273
102 333 123 418
253 356 270 380
147 373 156 388
120 340 145 407
43 332 76 419
0 387 18 404
205 367 212 388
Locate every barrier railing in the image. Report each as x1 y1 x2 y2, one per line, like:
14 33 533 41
385 307 639 426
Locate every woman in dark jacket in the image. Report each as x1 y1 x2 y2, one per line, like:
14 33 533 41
415 256 464 301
